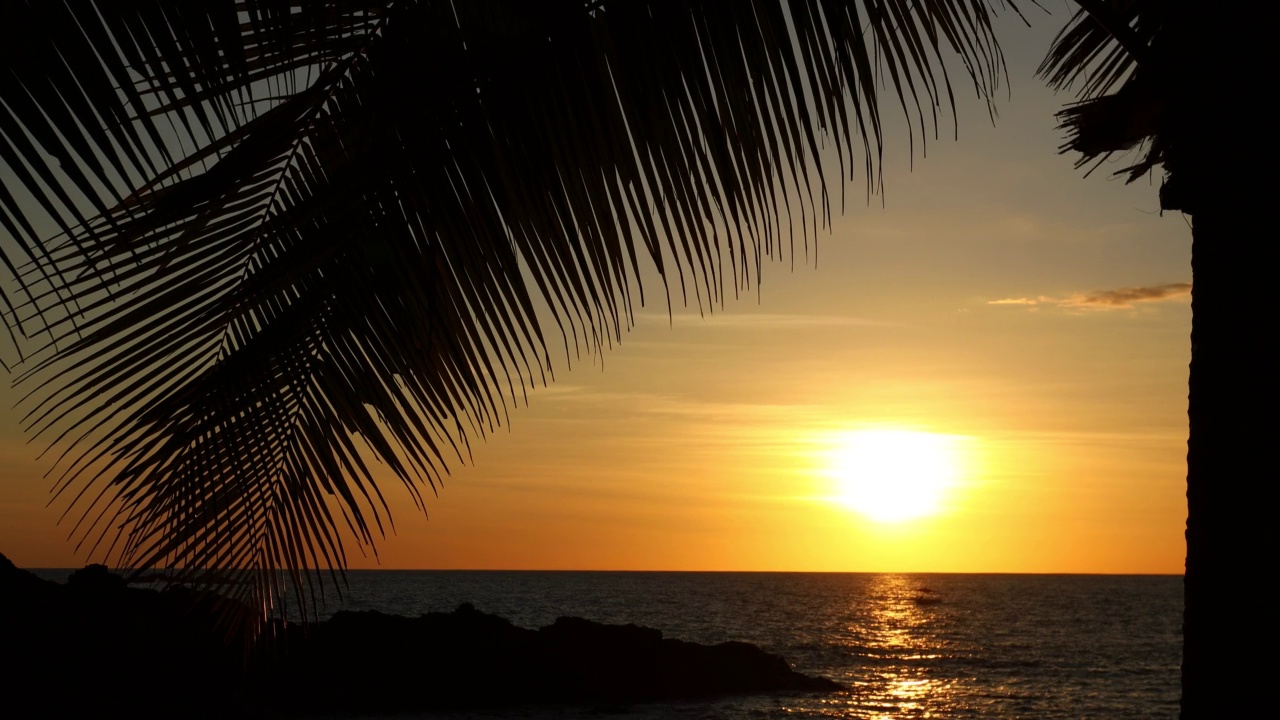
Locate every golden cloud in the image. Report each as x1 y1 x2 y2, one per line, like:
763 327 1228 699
988 282 1191 310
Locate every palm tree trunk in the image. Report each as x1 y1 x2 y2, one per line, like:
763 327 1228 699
1181 195 1273 718
1167 3 1274 716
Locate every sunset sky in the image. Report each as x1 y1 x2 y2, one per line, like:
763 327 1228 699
0 5 1190 574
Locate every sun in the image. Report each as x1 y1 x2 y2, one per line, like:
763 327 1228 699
824 429 963 524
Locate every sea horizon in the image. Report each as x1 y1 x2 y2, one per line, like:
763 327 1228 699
23 566 1181 718
26 565 1184 576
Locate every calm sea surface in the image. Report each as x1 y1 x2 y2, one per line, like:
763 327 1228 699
31 570 1182 719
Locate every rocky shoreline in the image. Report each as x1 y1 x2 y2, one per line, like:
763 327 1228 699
1 553 840 718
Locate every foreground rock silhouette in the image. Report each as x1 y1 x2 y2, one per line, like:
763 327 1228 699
1 554 840 718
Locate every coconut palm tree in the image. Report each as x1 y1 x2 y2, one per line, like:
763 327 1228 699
3 1 1246 715
0 0 1019 621
1040 2 1266 717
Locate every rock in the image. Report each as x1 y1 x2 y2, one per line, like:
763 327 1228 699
0 552 842 717
67 563 129 591
274 604 842 713
0 550 61 604
0 553 248 720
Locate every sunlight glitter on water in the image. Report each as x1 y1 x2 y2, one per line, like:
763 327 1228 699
836 574 960 718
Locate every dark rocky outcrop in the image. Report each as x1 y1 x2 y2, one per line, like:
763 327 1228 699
1 554 251 719
1 554 840 718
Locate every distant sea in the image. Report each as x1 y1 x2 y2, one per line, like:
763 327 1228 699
29 570 1181 719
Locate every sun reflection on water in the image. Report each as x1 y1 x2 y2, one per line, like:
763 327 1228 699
833 574 956 718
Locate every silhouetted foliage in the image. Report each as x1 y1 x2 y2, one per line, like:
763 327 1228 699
0 0 1022 625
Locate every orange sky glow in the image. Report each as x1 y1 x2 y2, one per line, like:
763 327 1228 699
0 7 1189 574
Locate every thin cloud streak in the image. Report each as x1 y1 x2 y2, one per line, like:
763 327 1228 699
989 282 1191 310
635 311 894 329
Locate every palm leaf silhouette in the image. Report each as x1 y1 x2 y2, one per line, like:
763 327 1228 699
1038 0 1165 183
1 0 1021 624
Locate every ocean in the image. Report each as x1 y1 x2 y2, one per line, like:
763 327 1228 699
30 570 1182 719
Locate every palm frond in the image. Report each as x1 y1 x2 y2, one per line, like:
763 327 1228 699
1037 0 1166 181
1 0 1018 626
